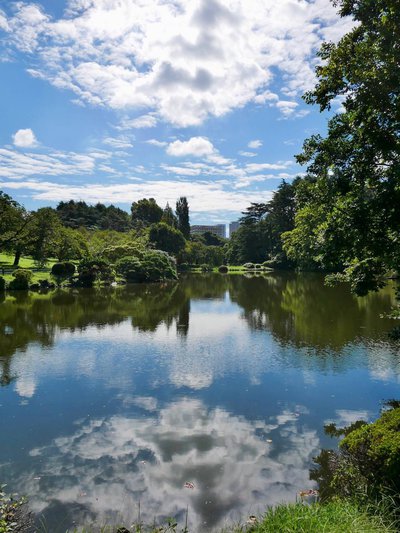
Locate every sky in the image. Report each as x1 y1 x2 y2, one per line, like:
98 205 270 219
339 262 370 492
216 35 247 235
0 0 354 225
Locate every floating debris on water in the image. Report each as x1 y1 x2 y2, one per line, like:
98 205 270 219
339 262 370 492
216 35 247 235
184 481 195 489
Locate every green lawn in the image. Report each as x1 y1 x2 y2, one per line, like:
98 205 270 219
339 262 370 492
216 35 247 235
0 253 56 283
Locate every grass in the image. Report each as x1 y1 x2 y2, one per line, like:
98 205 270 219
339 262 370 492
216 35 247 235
0 253 56 284
33 501 396 533
227 501 396 533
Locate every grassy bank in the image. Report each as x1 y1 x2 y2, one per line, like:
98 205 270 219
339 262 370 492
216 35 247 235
28 501 394 533
0 253 56 284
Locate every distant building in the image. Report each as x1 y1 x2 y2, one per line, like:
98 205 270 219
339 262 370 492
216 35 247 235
229 220 240 237
191 224 226 239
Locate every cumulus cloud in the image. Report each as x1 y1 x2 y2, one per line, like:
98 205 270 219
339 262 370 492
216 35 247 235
167 137 215 157
0 0 353 126
12 128 38 148
248 140 262 149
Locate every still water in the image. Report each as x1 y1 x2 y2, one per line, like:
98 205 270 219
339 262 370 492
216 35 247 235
0 273 399 531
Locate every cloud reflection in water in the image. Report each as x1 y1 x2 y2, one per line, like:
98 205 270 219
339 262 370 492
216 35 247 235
21 398 319 531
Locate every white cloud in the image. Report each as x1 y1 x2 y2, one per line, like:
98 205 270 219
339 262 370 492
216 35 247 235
119 114 158 129
12 128 38 148
1 178 273 213
238 151 257 157
0 148 97 179
103 136 133 149
248 140 262 149
1 0 353 125
167 136 215 157
145 139 168 147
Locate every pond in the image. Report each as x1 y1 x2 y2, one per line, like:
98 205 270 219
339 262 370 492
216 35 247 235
0 273 399 531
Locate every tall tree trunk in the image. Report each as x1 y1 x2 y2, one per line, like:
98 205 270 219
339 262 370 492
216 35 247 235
13 249 21 267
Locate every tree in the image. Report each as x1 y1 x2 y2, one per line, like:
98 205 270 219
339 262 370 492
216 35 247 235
131 198 163 227
175 197 190 239
27 208 63 266
161 203 177 227
0 191 32 264
148 222 186 255
284 0 400 293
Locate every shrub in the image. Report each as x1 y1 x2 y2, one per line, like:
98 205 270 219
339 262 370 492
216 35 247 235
339 406 400 494
78 258 115 287
148 222 186 255
51 262 76 285
218 265 228 273
255 263 262 269
102 244 145 263
0 277 5 292
177 262 190 272
243 262 254 269
115 250 177 283
312 404 400 505
8 269 32 291
200 264 212 272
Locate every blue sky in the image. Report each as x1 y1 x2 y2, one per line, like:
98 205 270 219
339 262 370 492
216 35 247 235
0 0 353 224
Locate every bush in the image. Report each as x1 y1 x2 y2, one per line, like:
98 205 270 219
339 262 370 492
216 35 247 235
102 244 145 263
218 265 228 273
243 262 254 269
0 277 5 292
8 269 32 291
339 406 400 494
255 263 262 269
51 262 76 285
78 258 115 287
312 404 400 506
115 250 177 283
200 264 212 272
177 262 190 272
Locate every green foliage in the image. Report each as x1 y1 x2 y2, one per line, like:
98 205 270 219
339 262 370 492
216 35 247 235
28 207 63 266
115 250 177 283
218 265 228 273
131 198 163 227
0 277 5 292
0 191 31 255
0 485 32 533
285 0 400 293
8 269 32 291
161 203 178 227
312 404 400 512
243 263 254 269
54 227 88 261
51 262 76 285
56 200 131 231
339 407 400 494
200 264 212 272
102 243 146 263
148 223 186 255
175 197 190 239
239 500 393 533
78 258 115 287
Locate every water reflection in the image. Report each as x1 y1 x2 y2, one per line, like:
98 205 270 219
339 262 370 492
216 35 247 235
1 273 398 392
1 273 399 531
15 398 319 532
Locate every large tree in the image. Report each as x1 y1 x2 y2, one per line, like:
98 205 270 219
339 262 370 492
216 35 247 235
131 198 163 227
148 222 186 255
0 191 32 264
283 0 400 294
175 197 190 239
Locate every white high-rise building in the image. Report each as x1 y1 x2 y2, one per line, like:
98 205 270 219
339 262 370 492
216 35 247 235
191 224 226 238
